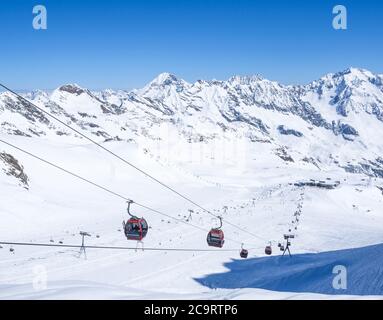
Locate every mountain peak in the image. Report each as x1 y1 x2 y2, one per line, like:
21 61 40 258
138 73 191 97
227 74 265 86
333 67 375 80
149 73 181 87
24 89 49 101
58 84 86 95
344 67 367 74
313 67 378 88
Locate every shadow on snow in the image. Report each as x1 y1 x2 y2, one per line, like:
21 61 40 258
195 243 383 296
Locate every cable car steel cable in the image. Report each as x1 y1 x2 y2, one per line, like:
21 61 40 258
0 83 266 243
0 139 252 247
0 241 249 252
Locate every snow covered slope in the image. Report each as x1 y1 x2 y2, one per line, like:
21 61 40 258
197 243 383 296
1 68 383 299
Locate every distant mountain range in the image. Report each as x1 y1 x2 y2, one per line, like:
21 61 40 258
1 67 383 177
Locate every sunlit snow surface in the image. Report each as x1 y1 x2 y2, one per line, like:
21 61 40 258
1 68 383 299
0 135 383 299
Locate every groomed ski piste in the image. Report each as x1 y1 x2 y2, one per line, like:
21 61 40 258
1 69 383 299
0 136 382 300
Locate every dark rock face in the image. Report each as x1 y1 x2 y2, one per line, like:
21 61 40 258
275 147 294 162
332 121 359 140
219 105 269 134
290 101 332 130
294 180 340 189
59 85 85 96
342 160 383 178
277 125 303 137
3 96 50 125
302 157 321 169
0 152 29 189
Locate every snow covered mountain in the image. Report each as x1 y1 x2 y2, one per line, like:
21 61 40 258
1 68 383 178
1 68 383 300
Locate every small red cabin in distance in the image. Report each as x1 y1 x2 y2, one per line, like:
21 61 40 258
265 245 272 255
240 249 248 258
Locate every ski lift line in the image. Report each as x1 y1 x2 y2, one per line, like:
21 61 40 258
0 241 245 253
0 139 249 247
0 139 204 234
0 84 262 243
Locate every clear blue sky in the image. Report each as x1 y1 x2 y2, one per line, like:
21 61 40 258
0 0 382 90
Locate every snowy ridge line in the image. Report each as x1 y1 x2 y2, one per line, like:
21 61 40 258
0 82 266 243
0 138 258 247
0 241 250 252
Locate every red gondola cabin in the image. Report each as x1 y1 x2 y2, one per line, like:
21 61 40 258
207 229 225 248
124 217 148 241
265 245 272 255
123 200 148 241
240 249 248 258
